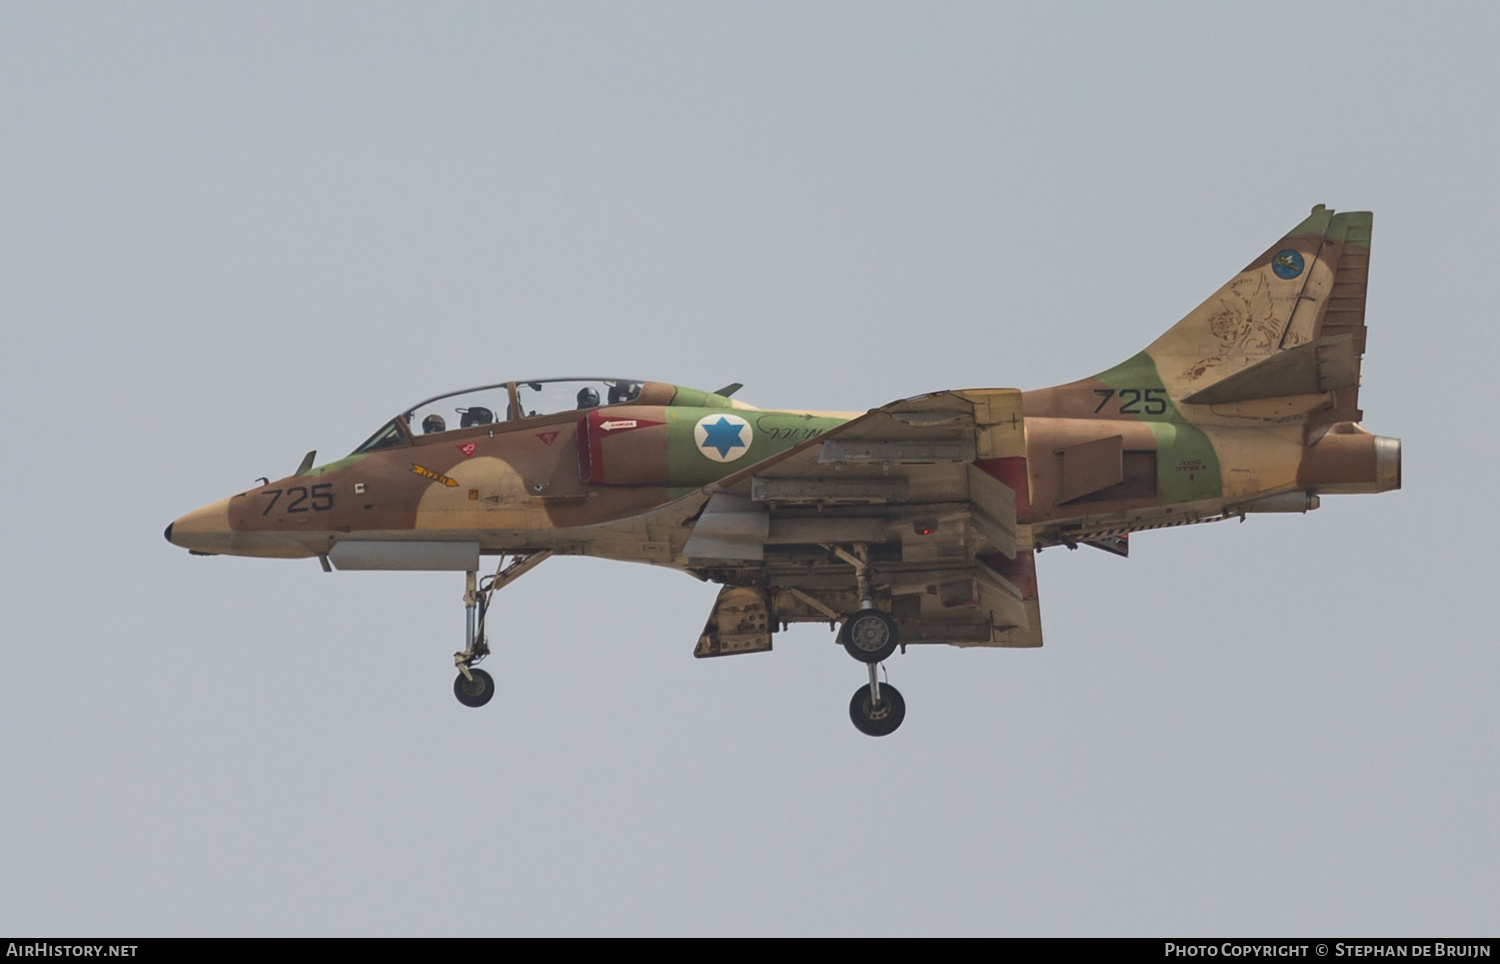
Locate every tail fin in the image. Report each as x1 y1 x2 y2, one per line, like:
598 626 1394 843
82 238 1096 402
1131 205 1373 424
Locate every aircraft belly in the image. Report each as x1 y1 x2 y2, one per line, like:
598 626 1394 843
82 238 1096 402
227 532 323 558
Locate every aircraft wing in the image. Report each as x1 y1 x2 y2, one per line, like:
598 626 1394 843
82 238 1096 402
687 389 1042 652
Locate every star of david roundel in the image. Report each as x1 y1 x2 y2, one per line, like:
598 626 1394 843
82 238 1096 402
694 413 754 463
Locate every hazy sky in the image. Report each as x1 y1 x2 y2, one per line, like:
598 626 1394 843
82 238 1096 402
2 3 1496 936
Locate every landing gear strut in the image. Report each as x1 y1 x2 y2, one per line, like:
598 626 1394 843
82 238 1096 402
829 543 906 736
451 550 552 708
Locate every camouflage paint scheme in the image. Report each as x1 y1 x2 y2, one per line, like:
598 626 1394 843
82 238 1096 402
168 207 1399 673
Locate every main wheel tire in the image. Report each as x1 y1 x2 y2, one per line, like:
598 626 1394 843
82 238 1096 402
839 609 898 664
849 682 906 737
454 667 495 708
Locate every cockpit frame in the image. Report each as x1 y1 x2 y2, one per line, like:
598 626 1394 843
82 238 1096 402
351 377 652 455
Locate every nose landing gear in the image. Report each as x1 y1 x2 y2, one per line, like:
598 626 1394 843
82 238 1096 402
450 550 552 708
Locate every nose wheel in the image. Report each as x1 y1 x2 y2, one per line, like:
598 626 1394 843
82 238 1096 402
454 667 495 707
448 551 552 709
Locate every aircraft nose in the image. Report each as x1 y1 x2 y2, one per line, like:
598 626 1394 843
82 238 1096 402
163 522 173 543
166 497 233 554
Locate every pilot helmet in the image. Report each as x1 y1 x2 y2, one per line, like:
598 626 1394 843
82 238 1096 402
458 406 494 428
422 414 446 434
576 387 600 409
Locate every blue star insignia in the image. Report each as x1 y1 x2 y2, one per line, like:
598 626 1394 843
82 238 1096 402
700 416 746 458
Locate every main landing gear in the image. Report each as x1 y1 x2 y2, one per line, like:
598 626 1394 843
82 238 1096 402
451 550 552 708
842 613 905 737
830 545 906 737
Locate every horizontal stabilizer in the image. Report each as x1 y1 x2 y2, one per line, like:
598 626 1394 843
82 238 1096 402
1182 334 1360 405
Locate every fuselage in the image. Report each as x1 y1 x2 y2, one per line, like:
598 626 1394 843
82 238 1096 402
166 373 1400 564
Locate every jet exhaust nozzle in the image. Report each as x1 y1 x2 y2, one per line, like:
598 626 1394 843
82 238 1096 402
1298 424 1401 495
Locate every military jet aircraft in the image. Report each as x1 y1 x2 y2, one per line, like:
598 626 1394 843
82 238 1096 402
166 206 1400 736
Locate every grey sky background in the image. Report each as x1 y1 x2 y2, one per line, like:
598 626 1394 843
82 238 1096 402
2 3 1496 936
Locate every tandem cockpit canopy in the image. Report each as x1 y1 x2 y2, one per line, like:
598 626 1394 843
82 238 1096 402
351 378 647 454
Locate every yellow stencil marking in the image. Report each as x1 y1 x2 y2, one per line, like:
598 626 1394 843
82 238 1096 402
411 464 459 487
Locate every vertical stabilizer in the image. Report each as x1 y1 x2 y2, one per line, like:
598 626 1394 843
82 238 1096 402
1025 207 1376 429
1140 206 1371 406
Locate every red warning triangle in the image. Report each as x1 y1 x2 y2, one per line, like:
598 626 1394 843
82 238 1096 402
457 442 477 458
536 431 560 446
